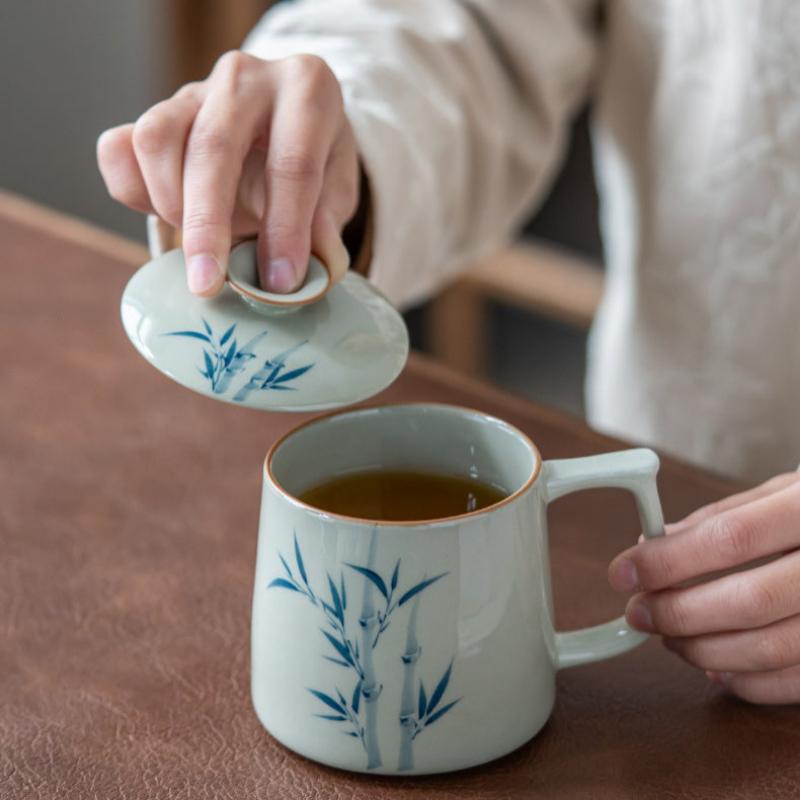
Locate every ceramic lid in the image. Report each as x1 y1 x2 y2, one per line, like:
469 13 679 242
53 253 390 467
120 241 409 412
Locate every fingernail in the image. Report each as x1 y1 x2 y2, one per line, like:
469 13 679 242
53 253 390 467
628 601 654 632
609 558 640 591
187 254 222 295
706 671 732 686
266 258 297 293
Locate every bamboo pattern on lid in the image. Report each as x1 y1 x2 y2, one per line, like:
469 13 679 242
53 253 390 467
164 319 313 399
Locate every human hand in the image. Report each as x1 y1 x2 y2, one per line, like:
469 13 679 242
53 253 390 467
97 51 359 296
609 471 800 704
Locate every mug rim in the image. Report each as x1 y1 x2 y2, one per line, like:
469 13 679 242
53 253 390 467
264 401 543 527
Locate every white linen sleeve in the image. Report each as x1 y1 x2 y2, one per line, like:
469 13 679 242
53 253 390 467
244 0 597 308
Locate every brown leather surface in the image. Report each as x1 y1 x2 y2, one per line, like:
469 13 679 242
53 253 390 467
2 202 799 799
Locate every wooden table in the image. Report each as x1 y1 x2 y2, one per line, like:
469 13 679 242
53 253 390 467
2 193 798 799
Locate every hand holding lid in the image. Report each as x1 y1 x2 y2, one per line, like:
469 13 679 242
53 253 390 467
121 238 408 412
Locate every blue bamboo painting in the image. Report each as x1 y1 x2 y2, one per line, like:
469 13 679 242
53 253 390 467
400 662 460 739
398 591 421 770
268 533 372 759
233 341 312 403
268 531 460 771
351 529 382 767
164 319 313 400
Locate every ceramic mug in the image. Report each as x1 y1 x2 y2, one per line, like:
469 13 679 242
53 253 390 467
251 403 664 775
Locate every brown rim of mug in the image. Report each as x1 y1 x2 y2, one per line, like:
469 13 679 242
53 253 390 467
227 248 331 308
263 401 543 527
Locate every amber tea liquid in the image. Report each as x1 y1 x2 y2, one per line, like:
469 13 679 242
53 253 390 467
298 469 508 521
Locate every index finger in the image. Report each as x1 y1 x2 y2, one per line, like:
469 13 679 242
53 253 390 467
609 480 800 592
669 472 800 534
181 56 268 296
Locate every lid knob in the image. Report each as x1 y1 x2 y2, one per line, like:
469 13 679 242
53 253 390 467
227 241 331 317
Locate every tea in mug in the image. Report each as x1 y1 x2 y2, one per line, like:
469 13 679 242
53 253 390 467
298 469 508 521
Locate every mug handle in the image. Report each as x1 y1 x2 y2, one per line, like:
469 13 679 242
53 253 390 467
541 448 665 669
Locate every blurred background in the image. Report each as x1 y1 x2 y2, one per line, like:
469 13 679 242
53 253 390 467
1 0 603 417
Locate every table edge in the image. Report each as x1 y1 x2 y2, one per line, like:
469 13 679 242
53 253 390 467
0 190 150 266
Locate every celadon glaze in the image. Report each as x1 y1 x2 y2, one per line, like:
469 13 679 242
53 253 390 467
120 245 408 412
250 404 665 775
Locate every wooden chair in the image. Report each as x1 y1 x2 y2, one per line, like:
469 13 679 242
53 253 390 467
166 0 274 88
425 241 603 376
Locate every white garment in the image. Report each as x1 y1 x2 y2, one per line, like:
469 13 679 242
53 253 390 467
245 0 800 483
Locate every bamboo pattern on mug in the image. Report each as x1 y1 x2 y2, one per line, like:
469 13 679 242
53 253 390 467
268 530 460 771
164 319 313 399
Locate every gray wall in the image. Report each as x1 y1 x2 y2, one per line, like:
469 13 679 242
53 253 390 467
0 0 167 240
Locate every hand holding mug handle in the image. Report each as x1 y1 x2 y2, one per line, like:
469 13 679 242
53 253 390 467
542 448 664 668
